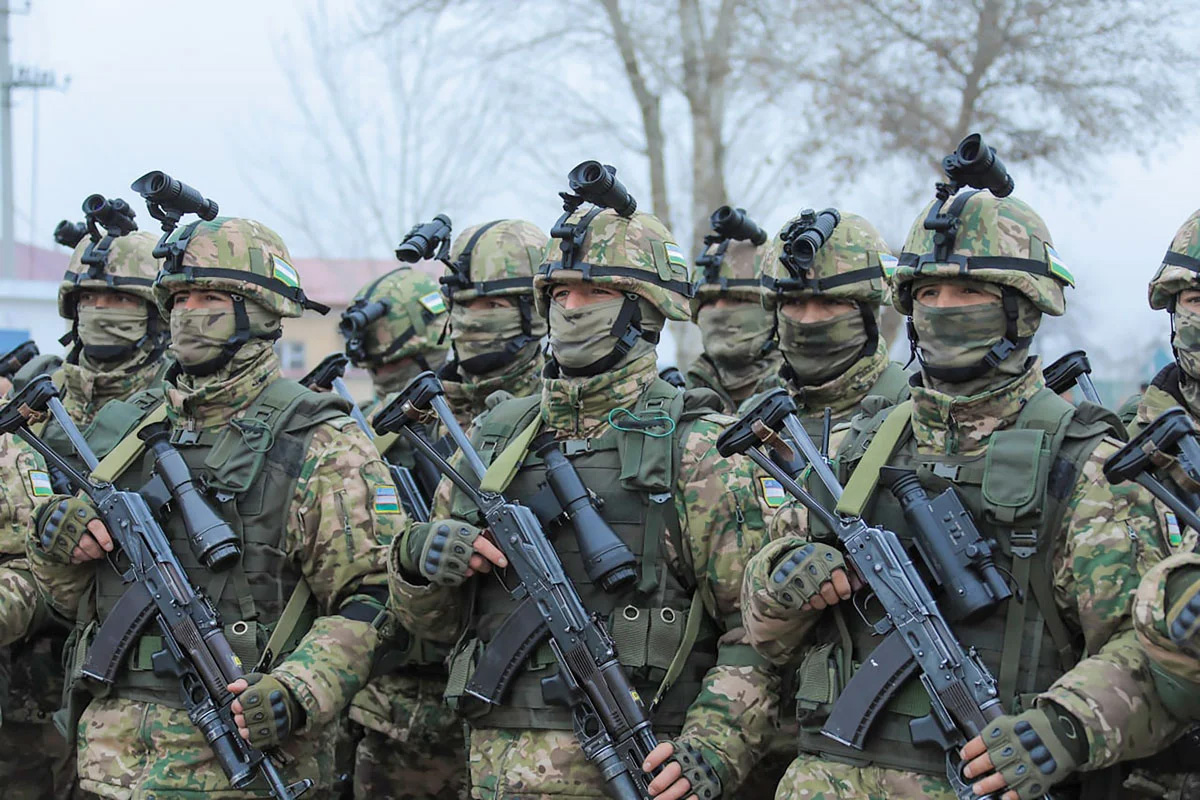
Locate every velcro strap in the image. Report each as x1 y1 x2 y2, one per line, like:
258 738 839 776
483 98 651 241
837 401 913 517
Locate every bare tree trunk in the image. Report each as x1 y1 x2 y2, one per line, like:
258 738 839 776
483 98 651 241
598 0 672 229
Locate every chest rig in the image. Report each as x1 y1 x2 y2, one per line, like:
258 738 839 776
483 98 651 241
794 389 1122 775
83 379 347 707
442 380 724 732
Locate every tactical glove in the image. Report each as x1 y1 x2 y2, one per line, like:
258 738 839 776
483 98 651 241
668 740 722 800
1165 565 1200 649
34 495 101 564
977 704 1085 800
402 518 481 586
236 673 302 750
766 541 846 610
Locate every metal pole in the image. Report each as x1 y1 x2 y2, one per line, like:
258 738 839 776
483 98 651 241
1 3 14 279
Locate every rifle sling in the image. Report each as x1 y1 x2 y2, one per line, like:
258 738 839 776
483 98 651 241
837 401 914 517
480 416 543 494
89 403 168 484
255 579 314 673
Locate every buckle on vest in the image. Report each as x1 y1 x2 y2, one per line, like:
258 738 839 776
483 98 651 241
931 463 960 480
563 439 592 456
171 428 201 446
1010 530 1037 558
649 492 671 505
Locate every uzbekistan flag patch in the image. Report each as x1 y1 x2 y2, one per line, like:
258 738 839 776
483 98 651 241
419 291 447 315
271 255 301 289
1045 245 1075 287
373 486 401 514
29 470 53 497
759 477 787 509
665 242 689 273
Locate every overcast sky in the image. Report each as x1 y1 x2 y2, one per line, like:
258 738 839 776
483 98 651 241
8 0 1198 382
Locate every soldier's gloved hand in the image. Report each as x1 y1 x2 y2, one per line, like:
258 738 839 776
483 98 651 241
1164 565 1200 649
400 518 507 586
959 703 1087 800
33 494 113 564
766 541 854 611
229 673 304 749
644 739 722 800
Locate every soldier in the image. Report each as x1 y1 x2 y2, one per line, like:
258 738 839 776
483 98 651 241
686 209 783 412
743 188 1179 799
759 209 909 436
437 219 549 428
0 434 56 798
387 197 781 798
1121 209 1200 437
25 215 395 798
0 212 168 800
340 264 467 799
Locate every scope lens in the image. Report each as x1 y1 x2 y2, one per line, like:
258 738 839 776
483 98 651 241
83 195 106 214
582 163 606 184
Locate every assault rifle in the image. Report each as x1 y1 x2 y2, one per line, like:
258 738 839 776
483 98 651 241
715 388 1043 800
373 371 658 800
1104 406 1200 537
301 352 431 522
0 375 311 799
1043 351 1101 405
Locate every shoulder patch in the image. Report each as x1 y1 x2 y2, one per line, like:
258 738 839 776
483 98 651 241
29 470 53 497
419 290 447 315
373 485 401 514
759 476 787 508
1166 511 1183 550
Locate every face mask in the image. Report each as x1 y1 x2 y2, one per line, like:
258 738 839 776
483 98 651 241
912 297 1038 395
77 304 149 362
370 358 427 397
170 306 237 369
1175 306 1200 384
451 304 529 366
778 309 867 386
548 297 629 371
697 303 774 366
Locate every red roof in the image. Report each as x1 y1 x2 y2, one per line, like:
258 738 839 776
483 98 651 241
11 243 442 308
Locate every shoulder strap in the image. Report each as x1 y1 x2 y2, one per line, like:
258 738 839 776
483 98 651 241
869 362 912 405
837 400 914 517
89 403 169 484
480 414 543 494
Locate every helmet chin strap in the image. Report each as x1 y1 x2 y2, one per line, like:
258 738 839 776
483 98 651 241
177 295 278 377
908 286 1032 383
555 292 659 378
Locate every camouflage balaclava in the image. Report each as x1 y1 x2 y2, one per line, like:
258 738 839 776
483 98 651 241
442 220 549 377
1148 209 1200 410
691 209 777 392
895 191 1071 396
536 208 691 377
761 210 893 387
153 217 326 377
59 229 166 368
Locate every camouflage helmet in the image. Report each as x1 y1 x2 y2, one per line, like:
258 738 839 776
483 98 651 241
533 208 692 321
152 217 327 318
1148 208 1200 310
690 238 766 319
760 210 893 311
441 219 548 305
59 231 163 320
343 266 450 367
893 191 1073 316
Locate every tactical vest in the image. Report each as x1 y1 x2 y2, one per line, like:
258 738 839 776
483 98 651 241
792 388 1122 775
795 361 911 442
442 380 726 733
83 379 348 707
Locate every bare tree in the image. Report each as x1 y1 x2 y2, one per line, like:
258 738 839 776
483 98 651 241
243 0 520 258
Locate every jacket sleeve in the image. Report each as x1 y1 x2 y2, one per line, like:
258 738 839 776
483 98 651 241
1039 438 1185 769
271 419 395 730
670 415 781 792
0 439 50 643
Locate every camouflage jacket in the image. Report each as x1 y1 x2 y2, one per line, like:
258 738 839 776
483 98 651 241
685 351 784 415
1124 363 1196 438
388 350 781 790
787 340 909 427
440 341 544 429
26 343 397 795
744 363 1181 771
0 434 51 646
56 347 170 423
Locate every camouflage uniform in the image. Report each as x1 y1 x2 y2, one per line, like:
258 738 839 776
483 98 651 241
2 225 167 800
342 265 466 800
437 220 548 429
388 205 781 798
26 217 395 799
687 225 784 412
0 434 58 799
744 190 1181 799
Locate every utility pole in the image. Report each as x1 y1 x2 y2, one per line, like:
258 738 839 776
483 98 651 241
1 2 65 279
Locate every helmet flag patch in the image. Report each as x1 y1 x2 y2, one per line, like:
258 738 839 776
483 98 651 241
1045 245 1075 287
419 291 447 315
271 255 301 289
